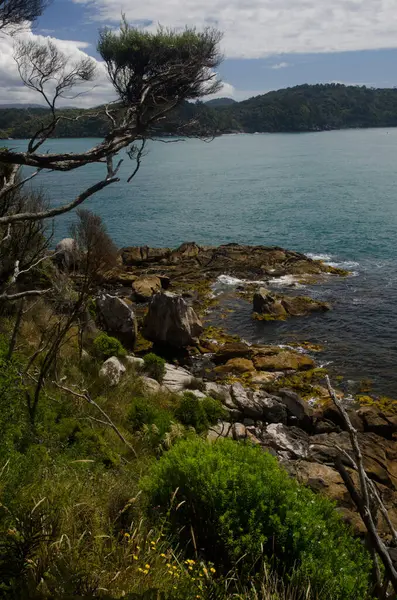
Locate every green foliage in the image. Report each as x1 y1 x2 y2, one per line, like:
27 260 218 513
93 331 126 359
143 352 166 382
97 21 222 106
174 392 227 433
142 438 372 600
129 395 173 441
0 338 27 457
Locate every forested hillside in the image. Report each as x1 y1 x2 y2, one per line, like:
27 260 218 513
3 83 397 138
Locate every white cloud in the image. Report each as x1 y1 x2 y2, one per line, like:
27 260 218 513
270 62 290 70
73 0 397 59
0 28 116 107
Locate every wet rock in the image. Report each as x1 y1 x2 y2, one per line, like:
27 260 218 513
253 350 315 372
121 246 171 266
99 356 126 386
96 293 138 348
132 275 162 302
162 364 194 393
253 287 330 319
143 292 203 347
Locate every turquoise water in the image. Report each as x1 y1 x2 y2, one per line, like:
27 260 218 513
5 130 397 394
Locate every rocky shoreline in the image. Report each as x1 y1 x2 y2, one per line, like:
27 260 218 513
84 241 397 537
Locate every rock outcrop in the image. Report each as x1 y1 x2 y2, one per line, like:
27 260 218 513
253 287 330 320
162 364 194 392
143 292 203 347
96 293 137 348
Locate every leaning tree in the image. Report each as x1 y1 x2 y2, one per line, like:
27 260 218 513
0 21 223 301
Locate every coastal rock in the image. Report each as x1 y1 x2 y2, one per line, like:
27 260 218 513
357 405 397 439
143 292 203 347
277 389 313 430
55 238 80 270
121 246 171 266
251 371 283 385
253 287 330 319
213 341 253 364
214 357 255 375
132 275 162 302
204 382 234 408
99 356 126 386
96 293 137 348
253 350 315 372
230 383 287 422
260 424 309 459
233 422 247 440
207 421 233 441
162 364 194 392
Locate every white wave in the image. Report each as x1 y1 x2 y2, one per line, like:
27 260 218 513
306 253 333 261
327 261 359 269
269 275 304 288
215 274 245 286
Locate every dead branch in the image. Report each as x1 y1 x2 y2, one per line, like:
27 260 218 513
53 381 137 457
326 375 397 594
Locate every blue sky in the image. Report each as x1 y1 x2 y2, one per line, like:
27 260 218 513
1 0 397 105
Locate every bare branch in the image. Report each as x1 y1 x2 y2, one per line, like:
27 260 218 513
0 176 119 225
53 381 137 456
0 288 51 301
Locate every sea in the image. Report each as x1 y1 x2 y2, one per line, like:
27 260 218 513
4 129 397 396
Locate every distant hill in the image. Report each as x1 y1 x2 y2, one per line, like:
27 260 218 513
205 97 237 107
0 103 46 109
3 84 397 138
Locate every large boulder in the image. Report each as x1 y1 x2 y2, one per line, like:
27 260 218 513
55 238 80 270
132 275 162 302
99 356 126 386
162 364 194 392
260 423 310 460
213 341 253 364
253 288 287 318
96 293 137 348
230 383 287 423
143 292 203 347
214 357 255 375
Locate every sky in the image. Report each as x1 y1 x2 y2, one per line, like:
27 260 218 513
1 0 397 106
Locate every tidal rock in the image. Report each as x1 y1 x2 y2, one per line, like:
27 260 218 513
143 292 203 347
132 275 162 302
162 364 194 393
96 293 137 348
253 287 330 319
99 356 126 386
253 350 315 372
55 238 80 270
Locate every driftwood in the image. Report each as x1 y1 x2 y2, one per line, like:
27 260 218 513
326 375 397 599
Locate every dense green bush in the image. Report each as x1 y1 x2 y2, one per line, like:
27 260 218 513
143 352 166 382
128 395 173 446
142 438 372 600
174 392 227 433
93 332 126 359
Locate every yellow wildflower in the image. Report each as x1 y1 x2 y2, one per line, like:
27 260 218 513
124 533 130 538
210 567 216 573
133 555 138 560
161 553 167 558
145 564 151 570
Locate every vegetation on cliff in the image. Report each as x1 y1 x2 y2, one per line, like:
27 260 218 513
4 83 397 138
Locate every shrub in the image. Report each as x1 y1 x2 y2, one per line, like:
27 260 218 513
142 438 372 600
93 332 126 359
174 392 227 433
143 352 166 382
128 396 173 447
